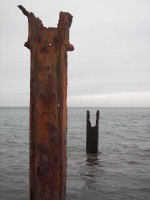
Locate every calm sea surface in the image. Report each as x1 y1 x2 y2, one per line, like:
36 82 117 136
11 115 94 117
0 107 150 200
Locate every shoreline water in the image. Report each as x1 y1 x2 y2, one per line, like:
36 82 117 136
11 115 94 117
0 107 150 200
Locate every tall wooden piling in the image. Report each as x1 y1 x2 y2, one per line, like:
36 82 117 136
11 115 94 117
19 5 74 200
86 110 99 154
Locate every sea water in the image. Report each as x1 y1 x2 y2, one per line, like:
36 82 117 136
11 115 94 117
0 107 150 200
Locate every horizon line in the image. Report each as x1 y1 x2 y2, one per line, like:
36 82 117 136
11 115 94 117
0 106 150 108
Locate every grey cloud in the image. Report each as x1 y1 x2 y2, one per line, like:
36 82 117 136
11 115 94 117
0 0 150 107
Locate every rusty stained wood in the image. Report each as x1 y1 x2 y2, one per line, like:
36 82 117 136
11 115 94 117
86 110 100 154
18 5 74 200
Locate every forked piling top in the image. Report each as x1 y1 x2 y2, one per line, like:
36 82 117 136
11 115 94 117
18 5 74 51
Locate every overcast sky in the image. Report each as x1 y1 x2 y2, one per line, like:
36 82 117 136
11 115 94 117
0 0 150 107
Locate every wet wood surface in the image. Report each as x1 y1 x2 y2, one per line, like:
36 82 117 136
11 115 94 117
86 110 99 154
19 5 74 200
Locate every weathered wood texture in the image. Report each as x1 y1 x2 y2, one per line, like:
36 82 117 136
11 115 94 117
86 110 99 154
19 5 74 200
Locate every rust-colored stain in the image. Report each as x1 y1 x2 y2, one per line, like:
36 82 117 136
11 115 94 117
18 5 74 200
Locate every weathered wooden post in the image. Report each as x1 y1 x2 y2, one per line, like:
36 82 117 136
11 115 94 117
18 5 74 200
86 110 99 154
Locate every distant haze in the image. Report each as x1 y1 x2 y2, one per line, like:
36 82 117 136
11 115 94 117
0 0 150 107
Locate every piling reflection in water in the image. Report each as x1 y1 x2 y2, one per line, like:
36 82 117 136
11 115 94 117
79 153 103 195
86 153 99 166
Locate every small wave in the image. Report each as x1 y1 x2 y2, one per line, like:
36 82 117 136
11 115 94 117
143 148 150 152
127 160 139 165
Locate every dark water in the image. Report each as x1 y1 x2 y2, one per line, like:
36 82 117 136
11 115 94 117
0 107 150 200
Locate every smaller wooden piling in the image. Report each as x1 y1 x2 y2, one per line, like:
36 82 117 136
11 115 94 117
86 110 99 154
